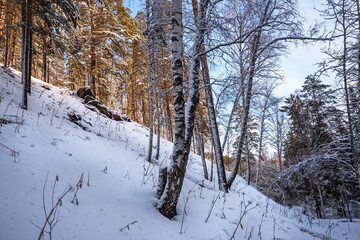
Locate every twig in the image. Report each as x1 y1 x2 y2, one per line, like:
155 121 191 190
0 142 19 162
180 184 197 235
3 99 13 118
120 221 138 232
38 187 73 240
205 192 221 223
229 202 258 240
87 171 90 187
71 173 84 205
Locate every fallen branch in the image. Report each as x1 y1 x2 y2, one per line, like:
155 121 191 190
120 221 138 232
300 227 336 240
0 142 19 162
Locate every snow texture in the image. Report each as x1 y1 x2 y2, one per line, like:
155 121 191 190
0 65 359 239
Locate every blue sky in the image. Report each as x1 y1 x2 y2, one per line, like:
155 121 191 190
276 0 333 97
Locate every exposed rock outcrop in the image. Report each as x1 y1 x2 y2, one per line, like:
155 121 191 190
76 88 130 122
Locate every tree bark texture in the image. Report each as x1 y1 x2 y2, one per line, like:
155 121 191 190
195 119 209 180
89 0 96 96
21 0 32 110
157 0 209 219
157 0 186 219
192 0 227 192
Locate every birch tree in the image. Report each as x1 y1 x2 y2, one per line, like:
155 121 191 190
157 0 210 219
253 81 279 188
219 0 323 188
268 101 288 172
321 0 360 177
191 0 227 192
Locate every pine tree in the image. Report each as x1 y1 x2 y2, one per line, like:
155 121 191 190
19 0 79 109
282 75 339 166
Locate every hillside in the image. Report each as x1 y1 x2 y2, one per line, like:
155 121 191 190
0 65 359 240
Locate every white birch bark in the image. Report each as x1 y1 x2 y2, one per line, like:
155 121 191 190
191 0 227 191
157 0 186 218
157 0 209 218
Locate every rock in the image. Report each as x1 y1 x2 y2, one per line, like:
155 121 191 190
97 105 111 118
112 114 123 121
77 87 95 99
85 88 95 98
67 112 92 131
84 95 95 103
77 87 87 98
87 99 102 107
67 112 81 122
79 92 131 122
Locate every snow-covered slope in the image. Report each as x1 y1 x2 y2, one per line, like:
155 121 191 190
0 66 358 240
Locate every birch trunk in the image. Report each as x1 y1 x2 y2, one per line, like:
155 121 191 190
191 0 227 192
245 134 251 185
157 0 208 219
157 0 186 218
155 89 161 160
340 0 357 176
221 88 242 151
255 112 265 188
195 119 208 180
227 0 271 188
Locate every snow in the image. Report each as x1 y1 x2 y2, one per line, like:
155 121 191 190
0 65 359 240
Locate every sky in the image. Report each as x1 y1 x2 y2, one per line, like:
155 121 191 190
276 0 333 97
124 0 333 98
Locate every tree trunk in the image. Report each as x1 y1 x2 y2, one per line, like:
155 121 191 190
157 0 209 219
221 88 242 151
255 98 268 188
192 0 227 192
146 0 156 163
255 122 264 188
340 0 357 176
155 89 161 160
195 119 208 180
9 26 16 67
210 141 214 182
89 0 96 96
245 134 251 185
0 0 3 41
21 0 31 110
4 29 9 67
165 95 173 142
157 0 186 218
42 34 47 82
226 35 259 187
227 0 271 188
27 6 32 94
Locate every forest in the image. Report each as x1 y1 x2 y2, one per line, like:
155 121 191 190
0 0 359 224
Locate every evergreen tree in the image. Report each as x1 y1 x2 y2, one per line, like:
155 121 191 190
282 75 339 166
